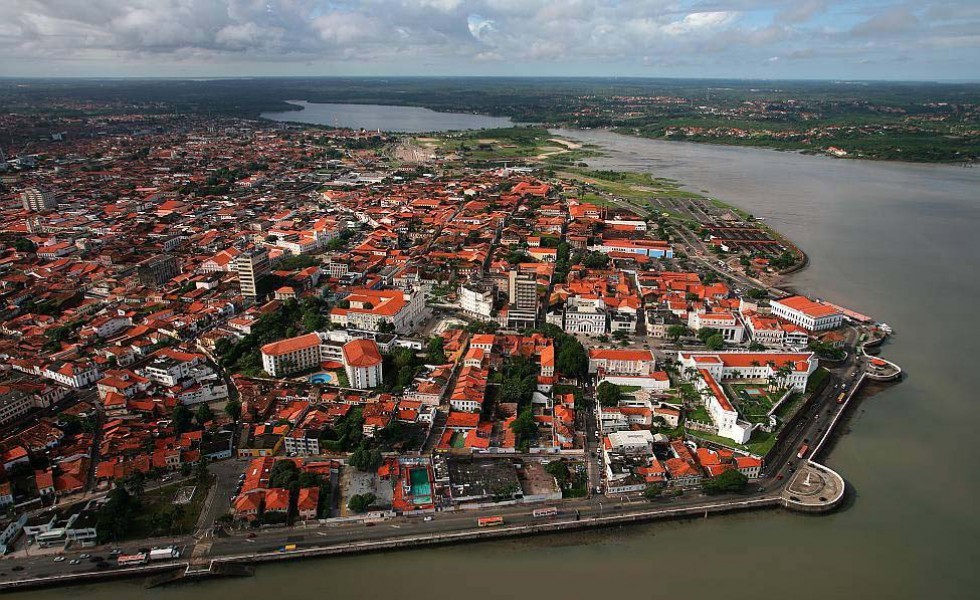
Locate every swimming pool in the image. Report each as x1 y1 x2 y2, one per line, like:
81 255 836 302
409 467 431 503
309 372 338 385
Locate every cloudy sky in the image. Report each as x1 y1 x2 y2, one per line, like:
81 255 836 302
1 0 977 80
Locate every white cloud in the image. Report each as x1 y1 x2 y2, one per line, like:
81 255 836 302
663 12 737 36
0 1 975 78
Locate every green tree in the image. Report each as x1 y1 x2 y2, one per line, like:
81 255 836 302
119 471 145 497
509 408 538 450
12 237 37 253
426 337 447 364
705 334 725 351
696 327 720 343
596 381 622 407
225 398 242 422
667 324 689 343
582 251 610 269
195 457 210 484
96 486 140 542
196 403 214 426
544 459 571 488
302 311 325 332
644 483 665 501
172 405 193 434
347 493 377 513
270 460 300 489
703 469 748 495
500 378 527 405
556 339 589 381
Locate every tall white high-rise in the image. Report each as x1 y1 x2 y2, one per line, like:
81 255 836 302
235 247 270 299
21 188 58 212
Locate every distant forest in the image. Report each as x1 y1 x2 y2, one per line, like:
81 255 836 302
1 77 977 162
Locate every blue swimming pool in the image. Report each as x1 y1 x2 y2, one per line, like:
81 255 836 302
309 372 338 385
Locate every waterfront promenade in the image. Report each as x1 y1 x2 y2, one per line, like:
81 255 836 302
0 350 875 592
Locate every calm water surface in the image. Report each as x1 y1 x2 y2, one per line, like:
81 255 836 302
15 127 980 600
261 101 515 132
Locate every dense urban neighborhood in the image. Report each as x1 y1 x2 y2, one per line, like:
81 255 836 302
0 107 900 589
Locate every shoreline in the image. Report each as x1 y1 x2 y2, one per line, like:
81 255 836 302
0 117 902 595
261 102 975 166
0 491 830 592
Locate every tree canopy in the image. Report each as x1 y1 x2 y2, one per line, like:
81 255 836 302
703 469 748 495
597 381 622 407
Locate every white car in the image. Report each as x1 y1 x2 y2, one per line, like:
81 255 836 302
54 556 66 562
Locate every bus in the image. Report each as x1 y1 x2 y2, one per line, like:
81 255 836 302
117 553 148 567
532 507 558 519
797 444 810 459
477 516 504 528
149 546 180 561
278 544 297 553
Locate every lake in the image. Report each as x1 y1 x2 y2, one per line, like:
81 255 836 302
261 101 515 132
14 126 980 600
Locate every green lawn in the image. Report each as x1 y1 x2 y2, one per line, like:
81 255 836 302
685 428 776 457
123 476 211 540
773 393 804 421
725 383 780 424
806 367 831 394
687 404 711 423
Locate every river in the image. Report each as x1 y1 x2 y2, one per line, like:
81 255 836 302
261 101 515 132
13 128 980 600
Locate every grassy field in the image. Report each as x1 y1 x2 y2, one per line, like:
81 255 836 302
806 367 831 394
426 127 600 165
726 383 780 424
686 428 777 457
123 477 211 540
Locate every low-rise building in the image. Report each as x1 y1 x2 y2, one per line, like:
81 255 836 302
770 295 842 332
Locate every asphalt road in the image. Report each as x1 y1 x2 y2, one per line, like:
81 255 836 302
0 345 872 586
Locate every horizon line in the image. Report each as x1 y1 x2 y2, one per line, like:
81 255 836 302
1 75 978 85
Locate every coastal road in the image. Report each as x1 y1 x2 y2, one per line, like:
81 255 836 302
762 353 867 482
0 480 782 584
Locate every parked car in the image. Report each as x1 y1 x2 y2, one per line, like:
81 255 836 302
69 559 81 565
53 556 65 562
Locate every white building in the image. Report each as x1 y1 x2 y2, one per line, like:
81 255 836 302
342 339 383 389
606 430 655 455
41 361 101 389
588 348 655 377
770 296 842 332
459 283 495 320
692 368 753 444
261 332 325 377
235 247 271 299
284 431 321 456
563 295 607 334
21 188 58 212
744 313 785 347
688 311 745 343
677 351 818 392
331 287 428 334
